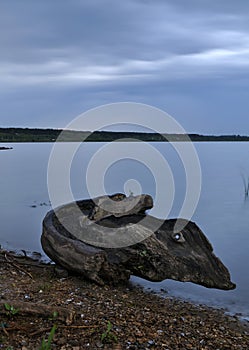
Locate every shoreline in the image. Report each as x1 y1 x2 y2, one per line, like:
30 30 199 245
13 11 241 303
2 127 249 143
2 246 248 321
132 278 249 323
0 249 248 349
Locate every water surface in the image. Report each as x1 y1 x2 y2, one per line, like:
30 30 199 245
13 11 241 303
0 142 249 319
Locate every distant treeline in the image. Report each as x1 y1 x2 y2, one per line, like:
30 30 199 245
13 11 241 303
1 127 249 142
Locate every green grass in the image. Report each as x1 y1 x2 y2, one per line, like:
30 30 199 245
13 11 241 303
39 324 57 350
101 321 118 344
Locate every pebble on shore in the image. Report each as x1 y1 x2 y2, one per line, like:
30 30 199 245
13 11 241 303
0 251 248 349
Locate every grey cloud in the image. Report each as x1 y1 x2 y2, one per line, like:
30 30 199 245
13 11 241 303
1 1 249 63
1 0 249 132
1 43 249 91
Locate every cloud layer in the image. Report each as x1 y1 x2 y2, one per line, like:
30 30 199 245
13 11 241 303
1 0 249 132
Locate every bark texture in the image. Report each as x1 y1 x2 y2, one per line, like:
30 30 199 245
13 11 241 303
41 194 235 290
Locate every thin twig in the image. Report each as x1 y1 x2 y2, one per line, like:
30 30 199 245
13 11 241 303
30 324 98 337
1 325 9 336
1 325 31 333
0 258 52 269
4 253 33 279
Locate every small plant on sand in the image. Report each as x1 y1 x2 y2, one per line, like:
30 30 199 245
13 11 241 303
139 249 148 257
4 303 19 317
48 311 58 322
39 324 57 350
101 320 118 344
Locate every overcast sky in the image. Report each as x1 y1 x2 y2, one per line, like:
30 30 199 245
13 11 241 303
1 0 249 134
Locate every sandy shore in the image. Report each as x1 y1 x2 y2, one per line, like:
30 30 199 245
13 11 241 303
0 250 248 349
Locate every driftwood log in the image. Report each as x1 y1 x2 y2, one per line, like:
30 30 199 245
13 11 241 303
41 194 235 290
0 300 75 325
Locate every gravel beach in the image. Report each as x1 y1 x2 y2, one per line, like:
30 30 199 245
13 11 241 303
0 250 248 349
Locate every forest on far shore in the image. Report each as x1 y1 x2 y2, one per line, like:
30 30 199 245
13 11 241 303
1 127 249 142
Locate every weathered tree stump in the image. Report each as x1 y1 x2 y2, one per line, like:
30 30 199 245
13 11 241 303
41 194 235 290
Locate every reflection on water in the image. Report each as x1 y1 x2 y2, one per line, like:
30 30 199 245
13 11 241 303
0 142 249 318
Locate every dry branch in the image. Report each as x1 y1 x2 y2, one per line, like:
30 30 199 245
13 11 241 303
4 253 33 279
0 300 75 325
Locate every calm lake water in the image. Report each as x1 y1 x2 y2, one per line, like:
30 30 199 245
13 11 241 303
1 142 249 320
